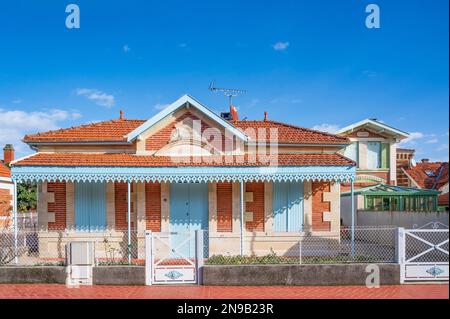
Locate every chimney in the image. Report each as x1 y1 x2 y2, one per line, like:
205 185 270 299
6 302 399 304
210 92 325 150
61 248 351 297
264 111 268 121
230 105 239 121
119 110 124 120
421 158 430 163
3 144 14 165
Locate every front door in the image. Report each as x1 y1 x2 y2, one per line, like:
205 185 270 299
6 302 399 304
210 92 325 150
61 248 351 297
170 183 208 258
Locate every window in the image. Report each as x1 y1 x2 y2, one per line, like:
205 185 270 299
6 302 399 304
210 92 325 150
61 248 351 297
343 142 359 166
366 141 381 169
272 181 304 232
425 170 436 177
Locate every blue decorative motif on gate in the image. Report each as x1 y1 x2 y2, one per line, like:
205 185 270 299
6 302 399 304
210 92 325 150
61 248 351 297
165 270 184 280
426 266 444 277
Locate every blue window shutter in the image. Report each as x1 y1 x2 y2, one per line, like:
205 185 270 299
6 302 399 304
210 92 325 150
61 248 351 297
273 182 288 232
273 182 304 232
75 182 106 231
287 181 304 232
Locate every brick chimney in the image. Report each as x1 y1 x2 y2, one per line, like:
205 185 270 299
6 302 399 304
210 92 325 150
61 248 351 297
119 110 124 120
264 111 268 121
3 144 14 165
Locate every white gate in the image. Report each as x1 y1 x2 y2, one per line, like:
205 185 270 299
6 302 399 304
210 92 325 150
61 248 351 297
398 224 449 282
145 230 204 285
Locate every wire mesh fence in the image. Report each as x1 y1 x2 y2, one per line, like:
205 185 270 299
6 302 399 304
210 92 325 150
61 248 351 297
205 226 398 265
0 226 406 267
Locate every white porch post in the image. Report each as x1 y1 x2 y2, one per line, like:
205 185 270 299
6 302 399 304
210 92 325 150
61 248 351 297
13 180 18 264
127 181 132 263
351 180 355 258
240 181 244 256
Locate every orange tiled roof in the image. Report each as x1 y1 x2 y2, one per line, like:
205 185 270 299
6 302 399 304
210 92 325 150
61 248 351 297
232 120 349 144
23 119 145 143
23 118 349 145
12 152 355 167
404 162 449 190
0 161 11 178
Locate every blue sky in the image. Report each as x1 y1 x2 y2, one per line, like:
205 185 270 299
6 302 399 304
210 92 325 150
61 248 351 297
0 0 448 161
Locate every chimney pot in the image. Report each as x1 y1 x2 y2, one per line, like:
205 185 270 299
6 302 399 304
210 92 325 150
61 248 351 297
3 144 14 165
264 111 268 121
119 110 124 120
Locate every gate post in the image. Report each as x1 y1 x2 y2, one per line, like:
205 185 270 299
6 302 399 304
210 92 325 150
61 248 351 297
145 230 153 286
195 230 204 285
396 227 405 283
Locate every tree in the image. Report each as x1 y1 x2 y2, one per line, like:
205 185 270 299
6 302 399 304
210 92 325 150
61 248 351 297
17 182 37 212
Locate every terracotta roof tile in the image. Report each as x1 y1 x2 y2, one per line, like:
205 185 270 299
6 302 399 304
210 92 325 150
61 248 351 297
12 152 355 167
438 192 449 206
22 118 349 145
232 120 349 144
0 161 10 178
23 119 145 143
405 162 449 190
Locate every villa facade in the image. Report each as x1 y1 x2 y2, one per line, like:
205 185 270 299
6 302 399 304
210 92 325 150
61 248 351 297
10 95 356 260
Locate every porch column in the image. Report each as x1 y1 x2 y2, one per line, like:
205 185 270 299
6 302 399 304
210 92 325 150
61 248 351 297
351 180 355 257
127 181 132 263
13 180 18 264
240 181 244 256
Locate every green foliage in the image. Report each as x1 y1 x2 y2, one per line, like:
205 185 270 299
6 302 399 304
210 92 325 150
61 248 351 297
17 182 37 212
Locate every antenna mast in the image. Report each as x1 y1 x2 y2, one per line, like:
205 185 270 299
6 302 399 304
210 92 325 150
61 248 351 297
209 81 246 106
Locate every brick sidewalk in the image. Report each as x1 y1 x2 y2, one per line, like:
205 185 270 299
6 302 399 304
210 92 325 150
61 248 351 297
0 284 448 299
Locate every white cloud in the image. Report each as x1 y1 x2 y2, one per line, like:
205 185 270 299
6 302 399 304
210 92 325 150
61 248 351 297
154 103 171 111
398 131 424 146
0 108 81 157
76 88 115 107
437 144 449 151
311 124 341 134
425 138 439 144
123 44 131 53
272 41 289 51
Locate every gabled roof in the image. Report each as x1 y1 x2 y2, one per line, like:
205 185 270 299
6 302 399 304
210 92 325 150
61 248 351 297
126 94 248 142
24 119 145 143
232 120 349 145
11 152 355 167
341 183 440 197
404 161 449 190
337 119 409 140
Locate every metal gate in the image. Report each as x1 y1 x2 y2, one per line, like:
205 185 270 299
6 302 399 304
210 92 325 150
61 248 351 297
398 224 449 282
145 230 204 285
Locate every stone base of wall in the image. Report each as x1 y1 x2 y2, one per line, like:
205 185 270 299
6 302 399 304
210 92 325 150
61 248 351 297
0 266 66 284
93 266 145 285
204 264 400 286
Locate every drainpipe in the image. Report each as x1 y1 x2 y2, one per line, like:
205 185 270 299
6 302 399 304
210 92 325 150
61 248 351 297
13 180 18 264
127 181 132 263
351 180 355 258
240 181 245 256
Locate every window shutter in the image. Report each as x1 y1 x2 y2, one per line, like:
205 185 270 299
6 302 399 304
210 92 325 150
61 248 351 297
381 143 390 168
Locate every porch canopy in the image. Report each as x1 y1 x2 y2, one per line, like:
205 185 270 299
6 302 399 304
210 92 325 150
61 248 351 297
11 152 356 183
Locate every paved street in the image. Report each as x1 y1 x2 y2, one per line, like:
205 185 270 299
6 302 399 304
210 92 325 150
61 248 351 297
0 284 448 299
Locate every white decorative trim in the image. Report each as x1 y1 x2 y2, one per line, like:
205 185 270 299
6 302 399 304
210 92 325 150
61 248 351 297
12 165 356 183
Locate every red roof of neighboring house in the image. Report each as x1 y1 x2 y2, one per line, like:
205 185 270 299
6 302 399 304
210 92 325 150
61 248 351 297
23 118 349 145
438 192 449 207
12 152 355 167
0 161 11 178
404 162 449 190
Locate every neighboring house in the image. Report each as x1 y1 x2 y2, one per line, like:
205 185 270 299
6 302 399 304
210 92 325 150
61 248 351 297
337 119 409 189
402 159 449 211
341 184 440 212
396 148 416 187
0 144 14 228
10 95 356 259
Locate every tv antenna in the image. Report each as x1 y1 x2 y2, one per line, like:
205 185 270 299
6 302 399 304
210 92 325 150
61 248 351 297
209 81 246 107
